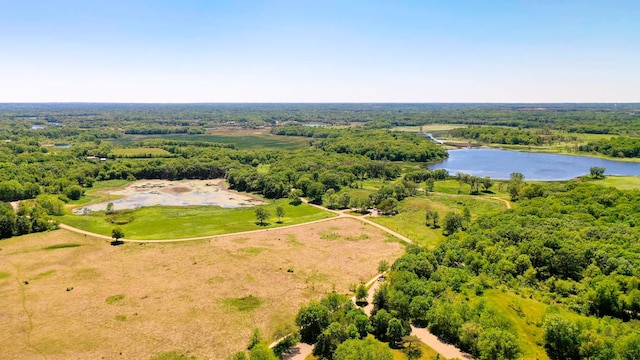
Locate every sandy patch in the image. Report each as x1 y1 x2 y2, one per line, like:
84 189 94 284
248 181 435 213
0 217 404 360
74 179 265 214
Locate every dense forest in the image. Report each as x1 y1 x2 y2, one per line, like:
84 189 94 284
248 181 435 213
579 137 640 158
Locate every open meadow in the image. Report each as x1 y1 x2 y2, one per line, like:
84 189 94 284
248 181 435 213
0 217 405 360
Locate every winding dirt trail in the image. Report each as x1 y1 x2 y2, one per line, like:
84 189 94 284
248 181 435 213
491 196 512 209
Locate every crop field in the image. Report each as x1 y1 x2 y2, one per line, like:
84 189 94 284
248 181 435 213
0 218 405 360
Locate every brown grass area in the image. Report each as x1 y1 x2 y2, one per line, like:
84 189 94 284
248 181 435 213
0 218 404 360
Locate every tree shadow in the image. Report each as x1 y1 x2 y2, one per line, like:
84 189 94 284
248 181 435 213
110 240 124 246
255 222 271 227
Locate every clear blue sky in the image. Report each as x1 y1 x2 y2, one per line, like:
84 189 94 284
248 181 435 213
1 0 638 102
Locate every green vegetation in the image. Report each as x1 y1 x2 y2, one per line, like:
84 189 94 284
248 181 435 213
43 243 81 250
224 295 264 312
381 182 640 360
149 351 198 360
60 200 333 239
105 294 125 304
0 272 9 280
581 175 640 190
111 147 172 157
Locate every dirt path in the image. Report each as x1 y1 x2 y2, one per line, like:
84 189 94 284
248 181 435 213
411 325 473 359
491 196 512 209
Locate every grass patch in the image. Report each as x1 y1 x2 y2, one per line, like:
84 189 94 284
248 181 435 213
149 351 198 360
43 243 81 250
105 294 125 305
111 147 172 157
370 194 505 248
114 315 127 321
345 234 369 242
239 247 266 255
32 270 56 280
58 199 335 240
320 231 341 240
0 272 10 280
224 295 264 312
580 175 640 190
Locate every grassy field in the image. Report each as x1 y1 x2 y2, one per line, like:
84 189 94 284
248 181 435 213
370 192 507 248
580 175 640 190
114 129 310 150
59 199 334 240
0 218 405 360
111 147 172 157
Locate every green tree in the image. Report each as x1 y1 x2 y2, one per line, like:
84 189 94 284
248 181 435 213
425 178 435 192
289 189 303 205
402 335 423 360
378 198 399 215
508 172 525 201
443 212 465 235
542 314 581 360
111 227 125 242
313 322 348 359
590 166 606 179
296 301 330 343
275 206 285 223
64 185 84 200
370 309 392 340
337 192 351 209
356 284 368 304
476 328 520 360
255 207 270 226
248 343 277 360
386 318 405 348
307 182 325 204
378 260 389 273
334 338 393 360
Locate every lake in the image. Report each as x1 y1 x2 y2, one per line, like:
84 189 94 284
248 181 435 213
429 148 640 180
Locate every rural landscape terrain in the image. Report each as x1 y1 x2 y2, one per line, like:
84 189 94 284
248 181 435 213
0 103 639 360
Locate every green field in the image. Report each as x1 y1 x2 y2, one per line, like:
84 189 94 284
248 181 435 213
580 175 640 190
59 199 334 240
370 192 507 248
114 131 310 150
111 147 172 157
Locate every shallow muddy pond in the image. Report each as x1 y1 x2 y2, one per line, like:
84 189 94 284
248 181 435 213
73 180 265 214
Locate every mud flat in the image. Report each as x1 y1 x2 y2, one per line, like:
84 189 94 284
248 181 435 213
73 179 265 214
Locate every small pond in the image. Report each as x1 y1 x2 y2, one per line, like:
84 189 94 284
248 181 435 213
73 180 266 214
429 148 640 180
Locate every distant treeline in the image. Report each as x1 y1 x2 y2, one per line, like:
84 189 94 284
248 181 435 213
448 126 570 146
579 137 640 158
272 126 447 162
3 103 640 135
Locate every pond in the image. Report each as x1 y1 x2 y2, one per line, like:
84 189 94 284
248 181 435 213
429 148 640 180
73 180 266 214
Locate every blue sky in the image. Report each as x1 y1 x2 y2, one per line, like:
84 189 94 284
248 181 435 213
1 0 638 102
